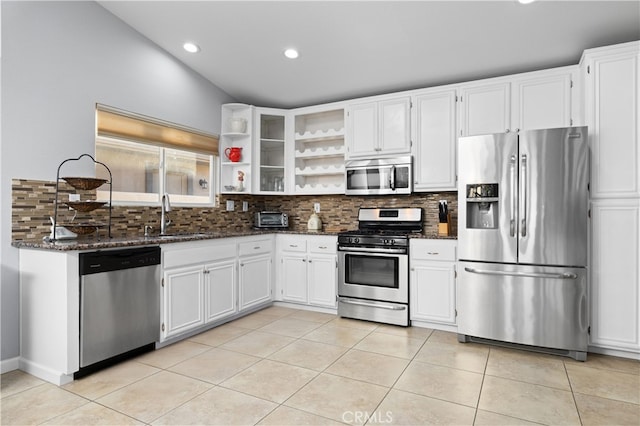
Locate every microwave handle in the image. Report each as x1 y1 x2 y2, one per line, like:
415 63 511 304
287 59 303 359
390 165 396 190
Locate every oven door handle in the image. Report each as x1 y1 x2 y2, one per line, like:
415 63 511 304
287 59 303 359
339 298 406 311
338 246 407 255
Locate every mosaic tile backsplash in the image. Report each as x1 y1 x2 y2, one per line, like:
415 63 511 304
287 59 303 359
12 179 457 241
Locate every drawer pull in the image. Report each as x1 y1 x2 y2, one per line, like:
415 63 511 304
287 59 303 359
289 244 298 247
427 252 440 255
318 246 327 249
254 246 261 250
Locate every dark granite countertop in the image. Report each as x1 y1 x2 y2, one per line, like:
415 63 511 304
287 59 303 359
11 229 340 251
12 228 455 252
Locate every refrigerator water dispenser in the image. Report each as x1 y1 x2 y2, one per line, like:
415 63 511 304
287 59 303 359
466 183 499 229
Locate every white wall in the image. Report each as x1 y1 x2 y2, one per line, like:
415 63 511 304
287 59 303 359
0 1 235 365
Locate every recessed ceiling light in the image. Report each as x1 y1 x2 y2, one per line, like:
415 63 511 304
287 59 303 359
518 0 536 4
183 42 200 53
284 48 299 59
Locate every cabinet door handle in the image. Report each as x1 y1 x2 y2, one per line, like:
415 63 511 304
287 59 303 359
254 246 261 250
289 244 298 248
302 259 307 262
318 246 327 249
308 259 313 263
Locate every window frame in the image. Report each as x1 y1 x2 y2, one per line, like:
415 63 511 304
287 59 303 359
96 131 218 207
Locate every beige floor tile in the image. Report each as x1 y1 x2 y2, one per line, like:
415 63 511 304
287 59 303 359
220 330 296 357
187 324 250 347
326 349 409 387
96 371 212 423
258 405 343 425
268 339 348 371
42 401 144 425
574 392 640 425
169 347 260 384
414 340 489 373
375 324 433 341
288 309 336 324
152 386 277 426
285 373 388 425
0 370 46 399
486 347 570 390
135 340 211 369
473 409 540 425
231 311 283 329
353 331 424 359
394 361 483 407
63 360 160 400
428 330 463 345
478 375 580 425
220 359 317 403
328 316 380 331
302 324 371 347
566 362 640 404
0 382 88 425
258 316 322 338
568 353 640 375
373 389 475 425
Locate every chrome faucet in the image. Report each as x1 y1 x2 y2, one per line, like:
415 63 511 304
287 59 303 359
160 193 172 235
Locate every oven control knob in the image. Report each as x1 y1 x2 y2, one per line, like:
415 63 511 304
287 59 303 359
353 237 359 244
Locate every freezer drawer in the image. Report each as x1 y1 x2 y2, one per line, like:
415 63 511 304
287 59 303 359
457 261 588 355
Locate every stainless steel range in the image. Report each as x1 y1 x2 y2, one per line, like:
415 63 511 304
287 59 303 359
337 207 422 326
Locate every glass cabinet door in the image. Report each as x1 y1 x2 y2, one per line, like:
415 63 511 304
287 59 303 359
256 110 286 193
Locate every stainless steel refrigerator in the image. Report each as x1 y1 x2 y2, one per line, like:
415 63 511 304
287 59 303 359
457 126 589 361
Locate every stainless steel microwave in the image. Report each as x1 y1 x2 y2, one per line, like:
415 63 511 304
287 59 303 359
254 211 288 228
345 156 413 195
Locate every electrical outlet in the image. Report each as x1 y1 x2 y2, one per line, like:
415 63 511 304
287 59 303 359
242 201 249 212
226 200 235 211
314 203 320 213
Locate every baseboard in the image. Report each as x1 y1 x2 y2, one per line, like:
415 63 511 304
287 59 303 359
1 357 20 374
588 345 640 360
18 358 74 385
272 301 337 315
410 319 458 333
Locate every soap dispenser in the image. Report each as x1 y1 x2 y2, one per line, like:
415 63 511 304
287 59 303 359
307 212 322 231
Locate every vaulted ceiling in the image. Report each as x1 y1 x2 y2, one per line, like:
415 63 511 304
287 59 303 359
98 1 640 108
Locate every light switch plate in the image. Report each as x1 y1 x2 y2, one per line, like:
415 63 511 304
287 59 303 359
226 200 235 211
69 194 80 202
242 201 249 212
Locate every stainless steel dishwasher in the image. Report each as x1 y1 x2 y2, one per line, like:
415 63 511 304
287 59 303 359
79 246 161 374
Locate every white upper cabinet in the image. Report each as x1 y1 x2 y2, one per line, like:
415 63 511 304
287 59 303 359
411 87 458 191
459 67 576 137
346 95 411 158
511 68 574 132
254 107 287 194
581 42 639 199
459 81 511 136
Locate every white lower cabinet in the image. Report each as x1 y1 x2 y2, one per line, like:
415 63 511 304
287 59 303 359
239 254 272 311
589 199 640 355
277 234 337 309
161 236 273 341
163 265 205 338
205 259 237 323
409 239 458 327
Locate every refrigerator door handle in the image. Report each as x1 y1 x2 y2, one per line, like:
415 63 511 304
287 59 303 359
464 267 577 280
510 155 517 237
520 154 527 237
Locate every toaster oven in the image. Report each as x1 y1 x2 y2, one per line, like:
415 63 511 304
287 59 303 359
254 211 288 228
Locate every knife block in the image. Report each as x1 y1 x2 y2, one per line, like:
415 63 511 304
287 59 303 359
438 214 451 236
